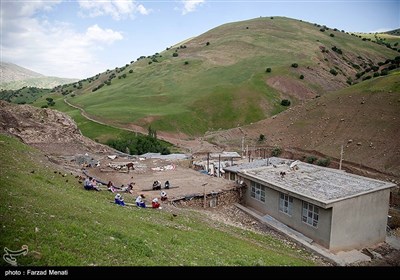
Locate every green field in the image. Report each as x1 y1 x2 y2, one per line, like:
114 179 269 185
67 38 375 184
36 17 397 137
0 134 319 266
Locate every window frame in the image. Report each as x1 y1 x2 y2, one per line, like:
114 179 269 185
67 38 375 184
302 201 319 228
279 193 293 216
250 181 266 203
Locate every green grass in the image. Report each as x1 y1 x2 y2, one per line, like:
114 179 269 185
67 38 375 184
19 17 400 138
0 134 318 266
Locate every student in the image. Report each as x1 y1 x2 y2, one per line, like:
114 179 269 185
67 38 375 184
92 178 101 191
151 198 160 209
152 181 161 190
107 181 116 193
160 190 168 201
115 193 125 206
126 182 135 194
164 180 170 189
83 176 100 191
135 194 146 208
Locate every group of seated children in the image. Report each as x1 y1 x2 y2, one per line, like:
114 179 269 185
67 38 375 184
152 180 170 190
107 181 134 194
134 190 168 209
84 177 100 191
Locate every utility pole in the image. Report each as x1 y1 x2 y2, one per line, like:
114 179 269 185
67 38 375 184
241 136 245 158
339 145 344 170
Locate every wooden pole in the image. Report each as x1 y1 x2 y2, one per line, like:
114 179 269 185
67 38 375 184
203 186 206 208
339 145 344 170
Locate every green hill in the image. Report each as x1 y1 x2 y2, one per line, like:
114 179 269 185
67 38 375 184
0 133 319 266
29 17 398 138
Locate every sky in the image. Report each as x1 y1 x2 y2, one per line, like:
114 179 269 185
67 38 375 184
1 0 399 79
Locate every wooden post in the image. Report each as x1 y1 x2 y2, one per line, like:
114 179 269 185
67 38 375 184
207 152 210 173
203 186 206 208
339 145 344 170
218 154 221 177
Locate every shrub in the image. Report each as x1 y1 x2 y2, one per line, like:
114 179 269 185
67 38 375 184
306 156 317 164
281 99 291 106
291 63 298 68
206 42 210 46
271 146 282 157
184 61 189 65
258 134 265 142
329 69 338 76
266 67 272 73
299 74 304 79
330 33 334 37
172 52 178 57
316 158 330 167
331 46 343 54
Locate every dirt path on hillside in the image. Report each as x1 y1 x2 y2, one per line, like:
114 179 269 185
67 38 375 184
63 98 220 154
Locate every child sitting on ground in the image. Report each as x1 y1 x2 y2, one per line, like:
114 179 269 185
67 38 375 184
152 197 161 209
160 190 168 201
135 194 146 208
115 193 125 206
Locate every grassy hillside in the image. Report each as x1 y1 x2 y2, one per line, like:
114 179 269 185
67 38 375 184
0 133 319 266
33 17 398 137
205 71 400 176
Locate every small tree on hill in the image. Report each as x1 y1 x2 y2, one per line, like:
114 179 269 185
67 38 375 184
271 146 282 157
281 99 291 106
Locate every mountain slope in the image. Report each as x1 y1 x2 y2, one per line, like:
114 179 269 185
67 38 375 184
205 72 400 177
0 62 78 90
47 17 398 137
0 62 44 81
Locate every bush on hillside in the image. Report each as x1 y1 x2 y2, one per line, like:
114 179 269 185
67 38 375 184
258 134 265 142
299 75 304 79
281 99 291 106
266 67 272 73
172 52 179 57
271 146 282 157
306 156 317 164
291 63 298 68
329 69 338 76
316 158 330 167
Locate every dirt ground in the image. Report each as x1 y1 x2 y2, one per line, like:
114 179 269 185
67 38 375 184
1 101 399 266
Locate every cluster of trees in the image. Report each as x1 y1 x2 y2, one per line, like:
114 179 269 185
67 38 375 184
106 127 171 156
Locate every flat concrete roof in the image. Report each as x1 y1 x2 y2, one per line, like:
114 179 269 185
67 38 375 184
209 151 241 158
224 157 293 173
238 161 396 207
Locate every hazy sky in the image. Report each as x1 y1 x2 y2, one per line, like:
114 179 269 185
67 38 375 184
1 0 399 79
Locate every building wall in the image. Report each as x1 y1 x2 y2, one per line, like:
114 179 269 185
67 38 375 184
329 189 390 252
242 179 332 248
